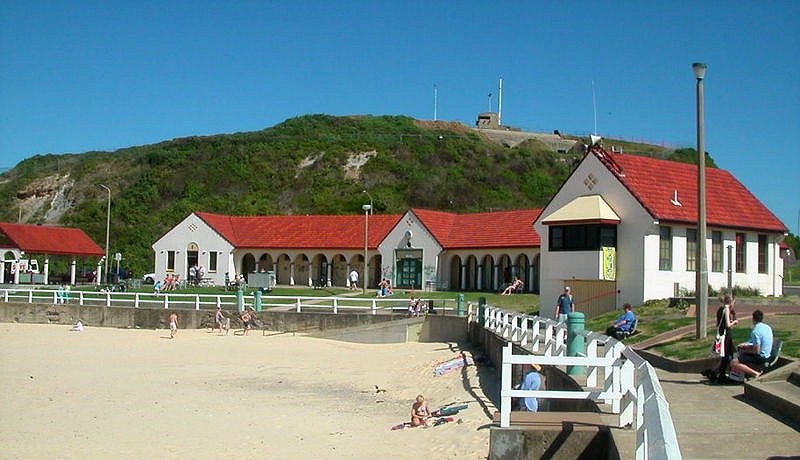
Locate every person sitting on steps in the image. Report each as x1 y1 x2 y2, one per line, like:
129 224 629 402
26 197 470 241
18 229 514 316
729 309 773 380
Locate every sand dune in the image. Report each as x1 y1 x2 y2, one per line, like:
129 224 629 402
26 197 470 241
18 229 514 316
0 323 495 459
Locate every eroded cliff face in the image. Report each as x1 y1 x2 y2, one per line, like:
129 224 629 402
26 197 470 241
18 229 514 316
15 174 75 224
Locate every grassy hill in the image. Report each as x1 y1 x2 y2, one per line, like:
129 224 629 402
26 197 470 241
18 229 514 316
0 114 686 277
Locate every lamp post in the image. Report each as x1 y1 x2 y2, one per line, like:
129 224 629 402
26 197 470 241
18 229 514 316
693 62 708 339
98 184 111 284
362 204 372 295
362 190 373 215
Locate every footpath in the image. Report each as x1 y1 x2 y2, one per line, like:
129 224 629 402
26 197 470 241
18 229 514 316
633 300 800 459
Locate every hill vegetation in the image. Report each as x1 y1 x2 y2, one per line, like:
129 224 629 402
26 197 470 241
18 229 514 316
0 115 692 276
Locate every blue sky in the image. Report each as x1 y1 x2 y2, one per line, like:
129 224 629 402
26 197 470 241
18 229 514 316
1 1 798 231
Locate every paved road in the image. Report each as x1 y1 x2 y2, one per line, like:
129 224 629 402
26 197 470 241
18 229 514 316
656 369 800 459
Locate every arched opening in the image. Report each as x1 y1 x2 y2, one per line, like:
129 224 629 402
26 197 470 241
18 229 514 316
276 254 292 285
240 253 256 282
331 254 347 287
449 255 462 290
294 254 310 286
531 254 540 294
498 254 512 285
368 254 381 290
516 254 530 291
2 251 14 283
258 253 273 272
311 254 328 286
465 255 478 290
481 255 495 291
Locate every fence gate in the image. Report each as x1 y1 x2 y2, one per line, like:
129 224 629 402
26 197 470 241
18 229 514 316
569 280 617 318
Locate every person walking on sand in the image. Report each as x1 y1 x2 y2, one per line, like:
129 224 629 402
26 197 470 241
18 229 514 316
214 306 227 335
169 312 178 339
411 394 431 427
554 286 575 323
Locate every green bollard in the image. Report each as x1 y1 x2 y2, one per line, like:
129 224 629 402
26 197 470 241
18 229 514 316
478 296 487 323
567 312 586 375
456 293 465 317
236 286 245 313
254 290 262 312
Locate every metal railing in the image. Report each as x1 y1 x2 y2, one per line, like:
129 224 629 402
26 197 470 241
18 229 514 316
0 288 455 315
472 305 682 460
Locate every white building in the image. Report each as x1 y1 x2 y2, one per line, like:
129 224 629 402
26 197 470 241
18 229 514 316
152 209 542 292
534 147 787 318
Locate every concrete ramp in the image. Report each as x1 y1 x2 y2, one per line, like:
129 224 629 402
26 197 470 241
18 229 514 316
311 317 426 344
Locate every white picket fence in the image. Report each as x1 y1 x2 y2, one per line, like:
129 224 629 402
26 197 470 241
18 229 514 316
474 305 681 460
0 288 453 315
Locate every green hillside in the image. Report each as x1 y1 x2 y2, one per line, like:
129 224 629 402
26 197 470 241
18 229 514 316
0 115 686 277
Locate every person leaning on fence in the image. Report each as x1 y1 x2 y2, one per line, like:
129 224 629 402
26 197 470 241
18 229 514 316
554 286 575 323
729 309 773 379
519 363 543 412
605 303 636 340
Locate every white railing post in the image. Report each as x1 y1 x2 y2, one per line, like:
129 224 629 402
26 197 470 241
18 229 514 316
28 290 33 303
134 293 140 308
619 359 636 427
295 298 301 313
371 299 377 315
3 289 7 302
520 316 529 346
531 319 541 352
216 296 221 310
556 328 566 356
484 307 493 328
79 291 84 306
105 292 111 307
164 294 169 309
587 337 599 387
544 324 554 356
333 297 338 314
53 290 58 304
195 295 200 310
636 383 646 460
500 343 513 428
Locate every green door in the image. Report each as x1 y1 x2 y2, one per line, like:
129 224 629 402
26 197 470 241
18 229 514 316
396 258 422 289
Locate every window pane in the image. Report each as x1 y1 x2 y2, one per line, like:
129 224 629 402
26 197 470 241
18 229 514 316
600 226 617 247
565 226 586 250
711 231 722 272
167 251 175 271
659 227 672 271
550 227 564 250
758 234 767 274
735 233 746 273
686 228 697 272
209 252 218 272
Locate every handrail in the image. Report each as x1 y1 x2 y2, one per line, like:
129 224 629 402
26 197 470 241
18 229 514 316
0 288 455 315
473 305 682 460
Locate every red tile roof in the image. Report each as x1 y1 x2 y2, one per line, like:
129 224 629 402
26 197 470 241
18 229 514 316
196 212 404 249
0 223 105 257
412 208 542 249
595 150 787 232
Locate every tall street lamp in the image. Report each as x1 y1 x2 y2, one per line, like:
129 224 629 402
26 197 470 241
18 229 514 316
693 62 708 339
362 189 373 215
362 204 372 295
98 184 111 284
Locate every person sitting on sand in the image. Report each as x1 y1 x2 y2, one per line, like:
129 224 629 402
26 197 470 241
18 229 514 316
501 278 524 295
69 320 84 332
411 394 431 427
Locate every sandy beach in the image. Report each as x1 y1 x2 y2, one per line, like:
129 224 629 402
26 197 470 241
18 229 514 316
0 323 495 459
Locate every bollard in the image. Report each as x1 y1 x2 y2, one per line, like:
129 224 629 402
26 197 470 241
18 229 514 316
456 293 465 317
254 289 262 312
478 296 486 323
236 286 245 312
567 311 586 375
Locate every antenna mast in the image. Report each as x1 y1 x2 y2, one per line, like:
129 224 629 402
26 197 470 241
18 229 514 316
498 77 503 125
433 84 438 121
592 79 598 135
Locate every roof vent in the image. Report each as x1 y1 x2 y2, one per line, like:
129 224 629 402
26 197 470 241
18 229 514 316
670 190 682 207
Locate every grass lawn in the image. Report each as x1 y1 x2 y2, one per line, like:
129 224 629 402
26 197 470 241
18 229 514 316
585 300 695 345
651 312 800 360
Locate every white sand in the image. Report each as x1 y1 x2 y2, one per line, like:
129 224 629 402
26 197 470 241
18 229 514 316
0 323 496 459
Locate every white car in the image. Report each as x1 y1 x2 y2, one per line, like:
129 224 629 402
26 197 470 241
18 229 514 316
143 273 157 284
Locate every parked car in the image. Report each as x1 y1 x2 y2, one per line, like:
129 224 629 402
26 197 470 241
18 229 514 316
143 273 156 284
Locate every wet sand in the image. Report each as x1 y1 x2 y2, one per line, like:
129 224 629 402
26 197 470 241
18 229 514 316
0 323 495 459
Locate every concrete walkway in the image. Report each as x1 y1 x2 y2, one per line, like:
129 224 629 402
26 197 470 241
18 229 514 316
656 368 799 459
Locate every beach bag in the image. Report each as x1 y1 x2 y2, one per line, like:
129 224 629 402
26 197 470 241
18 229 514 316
712 332 725 356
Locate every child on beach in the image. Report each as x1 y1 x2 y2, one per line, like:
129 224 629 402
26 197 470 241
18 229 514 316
169 312 178 339
411 394 431 427
214 306 227 335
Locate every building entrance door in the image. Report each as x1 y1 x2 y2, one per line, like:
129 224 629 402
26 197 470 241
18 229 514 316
396 258 421 289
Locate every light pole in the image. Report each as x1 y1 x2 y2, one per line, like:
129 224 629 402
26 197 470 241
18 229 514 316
362 190 373 215
362 204 372 294
693 62 708 339
98 184 111 284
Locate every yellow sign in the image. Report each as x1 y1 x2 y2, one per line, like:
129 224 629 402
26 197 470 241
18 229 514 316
602 247 616 281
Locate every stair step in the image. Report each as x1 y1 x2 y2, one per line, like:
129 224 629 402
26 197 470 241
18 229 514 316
788 371 800 387
744 380 800 424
